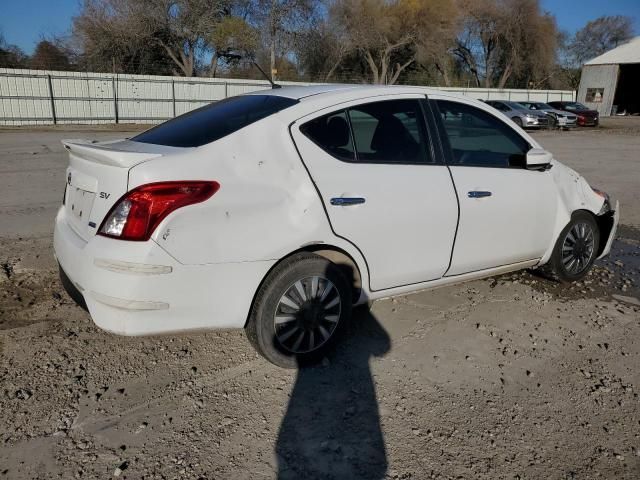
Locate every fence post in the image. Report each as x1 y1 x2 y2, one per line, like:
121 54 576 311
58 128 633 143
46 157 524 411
112 76 119 124
224 81 228 99
47 75 57 125
171 79 176 118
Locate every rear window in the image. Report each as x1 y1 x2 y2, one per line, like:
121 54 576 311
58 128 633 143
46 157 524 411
133 94 298 147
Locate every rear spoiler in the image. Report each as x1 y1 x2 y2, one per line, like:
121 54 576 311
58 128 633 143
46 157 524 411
62 139 163 168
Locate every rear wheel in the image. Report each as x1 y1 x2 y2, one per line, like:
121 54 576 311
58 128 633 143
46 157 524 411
245 252 352 368
548 212 600 282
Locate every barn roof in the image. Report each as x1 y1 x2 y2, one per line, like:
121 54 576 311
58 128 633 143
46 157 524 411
585 36 640 66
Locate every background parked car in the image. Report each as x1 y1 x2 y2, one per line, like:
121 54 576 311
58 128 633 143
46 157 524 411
519 101 577 129
547 101 599 126
484 100 550 129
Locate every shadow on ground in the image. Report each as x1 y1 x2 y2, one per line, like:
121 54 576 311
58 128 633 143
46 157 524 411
275 306 391 479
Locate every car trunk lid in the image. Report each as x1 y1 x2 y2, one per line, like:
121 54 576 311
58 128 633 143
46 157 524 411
61 139 182 241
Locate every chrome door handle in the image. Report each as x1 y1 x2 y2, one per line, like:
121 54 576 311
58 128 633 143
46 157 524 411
330 197 366 206
467 191 492 198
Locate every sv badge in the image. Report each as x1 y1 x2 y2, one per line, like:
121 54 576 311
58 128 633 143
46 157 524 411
99 192 111 199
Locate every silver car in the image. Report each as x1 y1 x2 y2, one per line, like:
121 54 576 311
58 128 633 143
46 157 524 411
485 100 550 129
519 102 577 129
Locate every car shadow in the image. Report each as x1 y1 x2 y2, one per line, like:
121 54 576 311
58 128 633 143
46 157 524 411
275 305 391 479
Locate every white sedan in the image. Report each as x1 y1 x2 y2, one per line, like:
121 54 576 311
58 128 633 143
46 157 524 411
54 85 619 368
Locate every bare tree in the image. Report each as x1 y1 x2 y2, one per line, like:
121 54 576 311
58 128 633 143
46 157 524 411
251 0 316 81
0 31 29 68
329 0 457 85
454 0 559 88
569 15 634 64
29 40 73 71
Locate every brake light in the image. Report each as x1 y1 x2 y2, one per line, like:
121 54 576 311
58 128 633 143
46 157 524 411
98 181 219 241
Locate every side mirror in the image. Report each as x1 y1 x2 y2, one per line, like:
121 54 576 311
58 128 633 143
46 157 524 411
526 148 553 171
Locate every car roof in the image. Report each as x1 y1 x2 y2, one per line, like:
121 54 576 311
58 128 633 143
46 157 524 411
245 84 446 101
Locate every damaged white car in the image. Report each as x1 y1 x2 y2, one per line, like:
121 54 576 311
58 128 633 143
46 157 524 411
54 85 619 367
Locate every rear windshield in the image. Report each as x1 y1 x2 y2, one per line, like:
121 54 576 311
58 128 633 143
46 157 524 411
133 94 298 147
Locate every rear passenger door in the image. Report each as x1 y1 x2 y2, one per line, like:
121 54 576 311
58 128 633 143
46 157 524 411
291 95 459 291
432 98 557 276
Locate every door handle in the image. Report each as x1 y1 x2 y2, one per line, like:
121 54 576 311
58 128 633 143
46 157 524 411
467 191 492 198
330 197 366 206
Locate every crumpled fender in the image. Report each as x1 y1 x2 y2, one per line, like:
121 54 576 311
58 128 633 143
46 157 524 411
539 160 606 264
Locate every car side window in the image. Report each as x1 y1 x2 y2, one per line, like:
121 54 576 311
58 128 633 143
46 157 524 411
435 100 530 168
301 99 433 164
300 110 356 162
347 99 432 164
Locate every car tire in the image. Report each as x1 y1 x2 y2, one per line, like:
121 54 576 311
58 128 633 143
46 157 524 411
548 211 600 283
512 117 523 127
245 252 352 368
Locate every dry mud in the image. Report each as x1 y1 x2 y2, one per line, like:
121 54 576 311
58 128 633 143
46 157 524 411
1 123 639 479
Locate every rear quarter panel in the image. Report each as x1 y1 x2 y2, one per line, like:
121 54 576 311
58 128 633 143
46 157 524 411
127 117 341 266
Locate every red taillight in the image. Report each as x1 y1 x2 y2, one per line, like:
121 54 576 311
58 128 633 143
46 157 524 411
98 181 220 241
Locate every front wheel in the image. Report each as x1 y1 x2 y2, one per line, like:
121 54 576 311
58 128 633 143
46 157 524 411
245 252 352 368
548 212 600 282
512 117 523 127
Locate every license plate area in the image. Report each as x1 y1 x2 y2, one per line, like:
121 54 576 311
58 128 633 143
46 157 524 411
66 186 96 238
69 188 95 220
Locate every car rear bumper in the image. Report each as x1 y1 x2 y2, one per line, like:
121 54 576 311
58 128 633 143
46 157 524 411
53 207 275 335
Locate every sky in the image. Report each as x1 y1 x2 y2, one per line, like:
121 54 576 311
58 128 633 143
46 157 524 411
1 0 639 54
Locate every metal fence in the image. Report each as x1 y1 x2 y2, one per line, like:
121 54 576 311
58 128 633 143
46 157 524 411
0 68 576 126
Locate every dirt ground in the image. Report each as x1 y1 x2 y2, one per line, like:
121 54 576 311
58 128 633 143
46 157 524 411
0 118 639 479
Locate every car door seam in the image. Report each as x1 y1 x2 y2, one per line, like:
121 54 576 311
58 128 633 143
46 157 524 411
426 99 461 277
287 121 374 291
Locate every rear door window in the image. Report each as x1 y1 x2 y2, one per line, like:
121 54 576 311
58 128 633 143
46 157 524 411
348 100 432 164
300 110 355 161
133 95 298 147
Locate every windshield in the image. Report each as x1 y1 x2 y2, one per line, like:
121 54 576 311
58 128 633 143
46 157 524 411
507 102 529 111
133 95 298 147
564 102 589 111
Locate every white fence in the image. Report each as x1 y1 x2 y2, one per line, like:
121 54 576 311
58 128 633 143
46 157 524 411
0 68 576 126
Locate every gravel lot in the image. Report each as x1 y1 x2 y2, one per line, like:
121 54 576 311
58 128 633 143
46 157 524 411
1 119 639 479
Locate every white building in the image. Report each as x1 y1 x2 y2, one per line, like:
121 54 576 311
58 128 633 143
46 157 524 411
577 36 640 116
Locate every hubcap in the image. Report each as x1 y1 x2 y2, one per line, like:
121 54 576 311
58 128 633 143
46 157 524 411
274 276 341 354
561 222 595 275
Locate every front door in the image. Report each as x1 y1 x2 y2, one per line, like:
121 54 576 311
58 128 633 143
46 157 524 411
291 95 459 291
432 98 557 276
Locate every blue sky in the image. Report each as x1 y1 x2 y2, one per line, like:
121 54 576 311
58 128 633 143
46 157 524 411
1 0 639 54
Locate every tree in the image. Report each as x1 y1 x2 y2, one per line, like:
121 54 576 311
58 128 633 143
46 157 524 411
73 0 237 76
329 0 457 85
454 0 559 88
73 0 176 74
569 15 634 64
0 32 28 68
143 0 234 77
252 0 317 81
30 40 73 70
208 16 259 76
